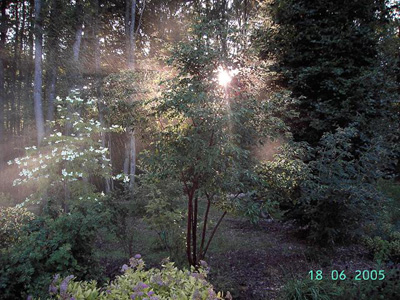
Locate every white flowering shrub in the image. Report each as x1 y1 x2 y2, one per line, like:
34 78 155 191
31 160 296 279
9 90 123 208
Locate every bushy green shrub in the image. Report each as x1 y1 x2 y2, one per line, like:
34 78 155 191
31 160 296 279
137 176 186 262
362 180 400 262
0 206 34 249
99 188 147 257
47 256 231 300
260 127 387 245
363 235 400 263
0 200 105 299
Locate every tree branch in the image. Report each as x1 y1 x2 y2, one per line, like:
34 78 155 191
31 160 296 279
135 0 146 36
202 210 227 258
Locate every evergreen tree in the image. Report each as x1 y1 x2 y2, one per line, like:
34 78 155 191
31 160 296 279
255 0 399 244
257 0 395 145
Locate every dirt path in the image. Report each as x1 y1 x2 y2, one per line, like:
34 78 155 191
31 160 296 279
207 217 372 299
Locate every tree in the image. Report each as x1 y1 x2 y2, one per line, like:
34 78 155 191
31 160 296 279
144 12 263 266
255 0 399 244
257 0 394 145
9 91 116 212
124 0 146 192
45 0 60 128
0 0 7 167
33 0 45 145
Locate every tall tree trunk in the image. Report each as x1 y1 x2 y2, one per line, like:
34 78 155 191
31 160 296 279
0 0 7 168
33 0 45 145
125 0 130 64
71 0 83 88
127 0 136 68
17 0 26 137
93 0 111 193
46 0 59 129
10 1 20 137
128 129 136 189
124 0 137 192
23 0 34 144
66 0 83 135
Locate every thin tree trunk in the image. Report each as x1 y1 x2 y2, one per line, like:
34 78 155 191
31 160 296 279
16 0 26 136
186 188 194 266
72 26 83 66
125 0 130 63
10 1 19 136
94 0 111 193
46 0 59 129
0 0 7 168
124 0 138 192
128 0 136 68
192 195 198 264
123 136 130 174
33 0 45 145
46 61 57 125
128 128 136 189
66 0 83 135
23 0 34 143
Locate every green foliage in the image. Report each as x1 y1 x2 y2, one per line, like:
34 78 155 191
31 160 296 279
296 127 385 245
259 126 390 245
253 0 399 245
100 188 147 257
47 256 231 300
0 200 105 299
139 177 186 263
281 278 341 300
363 235 400 263
142 13 270 266
256 142 310 210
0 206 34 249
101 70 156 129
255 0 395 145
377 180 400 228
362 180 400 262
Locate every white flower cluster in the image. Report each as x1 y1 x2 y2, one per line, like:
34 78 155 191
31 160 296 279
112 173 130 183
61 169 83 178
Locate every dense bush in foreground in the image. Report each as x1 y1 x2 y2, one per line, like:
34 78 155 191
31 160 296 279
46 256 231 300
0 202 105 299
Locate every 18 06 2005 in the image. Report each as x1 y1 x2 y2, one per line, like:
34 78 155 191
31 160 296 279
309 269 385 281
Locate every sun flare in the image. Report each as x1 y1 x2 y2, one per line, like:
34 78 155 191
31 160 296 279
217 68 232 87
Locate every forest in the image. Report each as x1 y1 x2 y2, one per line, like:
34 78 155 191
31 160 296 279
0 0 399 299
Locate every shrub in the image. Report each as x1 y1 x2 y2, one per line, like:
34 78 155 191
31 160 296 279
0 200 105 299
362 180 400 263
138 177 186 263
0 206 34 249
100 188 147 257
46 256 231 300
363 235 400 263
260 128 388 246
